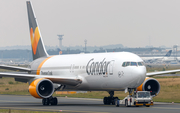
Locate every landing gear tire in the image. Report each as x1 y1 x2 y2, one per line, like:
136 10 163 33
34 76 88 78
42 97 58 106
103 97 108 105
107 97 111 105
112 97 115 105
103 96 119 105
50 97 58 105
42 98 50 106
103 91 119 105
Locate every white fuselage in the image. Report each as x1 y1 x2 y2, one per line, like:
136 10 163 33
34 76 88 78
36 52 146 91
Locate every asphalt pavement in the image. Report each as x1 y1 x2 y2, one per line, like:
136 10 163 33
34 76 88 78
0 95 180 113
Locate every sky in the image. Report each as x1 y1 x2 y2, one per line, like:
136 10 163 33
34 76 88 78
1 0 180 48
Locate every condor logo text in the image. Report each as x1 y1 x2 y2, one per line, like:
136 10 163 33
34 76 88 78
86 58 114 75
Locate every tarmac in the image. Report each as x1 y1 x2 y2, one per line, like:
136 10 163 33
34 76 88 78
0 95 180 113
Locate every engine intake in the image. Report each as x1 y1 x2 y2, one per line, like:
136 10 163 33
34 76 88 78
29 78 54 98
137 77 160 97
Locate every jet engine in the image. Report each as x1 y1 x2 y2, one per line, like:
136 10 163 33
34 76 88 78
29 78 54 98
137 77 160 97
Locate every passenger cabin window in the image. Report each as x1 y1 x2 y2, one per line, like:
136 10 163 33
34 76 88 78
122 61 144 67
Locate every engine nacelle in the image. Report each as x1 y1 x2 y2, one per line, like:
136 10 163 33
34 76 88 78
29 78 54 99
137 77 160 97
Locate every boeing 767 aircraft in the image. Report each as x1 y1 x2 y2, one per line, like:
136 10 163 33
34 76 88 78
1 1 180 106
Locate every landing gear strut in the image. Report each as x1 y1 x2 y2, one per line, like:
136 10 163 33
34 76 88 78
128 88 136 95
103 91 119 105
42 97 58 106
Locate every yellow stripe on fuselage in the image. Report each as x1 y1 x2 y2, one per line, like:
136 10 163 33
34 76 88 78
36 56 54 75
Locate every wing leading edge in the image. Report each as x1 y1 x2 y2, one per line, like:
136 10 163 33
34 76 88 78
146 69 180 77
0 72 82 86
0 65 31 72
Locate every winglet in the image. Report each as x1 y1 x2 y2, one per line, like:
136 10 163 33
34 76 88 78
26 1 49 60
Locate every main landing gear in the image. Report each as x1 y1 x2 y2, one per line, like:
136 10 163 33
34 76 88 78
42 97 58 105
42 85 65 106
103 91 119 105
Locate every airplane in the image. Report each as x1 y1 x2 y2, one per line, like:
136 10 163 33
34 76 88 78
1 1 180 106
142 50 172 63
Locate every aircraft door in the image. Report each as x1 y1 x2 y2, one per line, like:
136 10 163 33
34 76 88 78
70 64 74 73
108 60 115 75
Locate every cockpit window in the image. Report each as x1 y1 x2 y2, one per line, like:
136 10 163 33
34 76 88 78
131 62 137 66
138 62 144 66
126 62 130 66
138 62 142 66
122 61 144 67
122 62 126 67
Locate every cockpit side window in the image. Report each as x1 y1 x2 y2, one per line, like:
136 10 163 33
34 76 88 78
138 62 144 66
122 62 126 67
141 62 144 65
138 62 142 66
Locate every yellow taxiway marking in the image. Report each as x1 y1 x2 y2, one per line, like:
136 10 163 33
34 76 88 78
0 107 109 113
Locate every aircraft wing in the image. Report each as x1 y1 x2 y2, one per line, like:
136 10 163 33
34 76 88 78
0 65 31 72
0 72 82 86
146 69 180 77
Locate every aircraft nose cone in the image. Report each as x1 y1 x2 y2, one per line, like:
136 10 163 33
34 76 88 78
130 66 146 87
